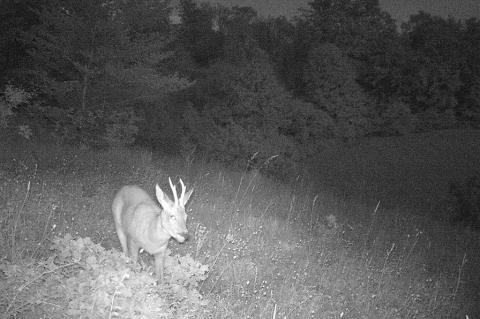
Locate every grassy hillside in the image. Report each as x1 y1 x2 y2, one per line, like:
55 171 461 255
0 129 479 318
313 129 480 216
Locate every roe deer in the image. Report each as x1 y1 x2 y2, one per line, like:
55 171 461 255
112 178 193 282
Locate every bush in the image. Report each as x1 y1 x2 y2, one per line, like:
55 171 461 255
180 55 336 178
0 234 209 318
303 43 374 139
34 104 141 148
0 85 32 128
47 107 107 147
461 76 480 126
376 100 417 136
181 57 299 169
416 108 457 131
104 106 141 147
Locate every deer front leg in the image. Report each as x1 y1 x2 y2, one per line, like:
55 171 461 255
128 238 139 262
154 244 168 283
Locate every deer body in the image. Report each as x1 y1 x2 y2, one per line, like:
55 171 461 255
112 179 193 282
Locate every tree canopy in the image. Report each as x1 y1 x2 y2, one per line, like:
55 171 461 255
1 0 479 174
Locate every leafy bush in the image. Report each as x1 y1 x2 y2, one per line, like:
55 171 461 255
0 85 32 128
461 76 480 125
104 106 141 146
303 43 374 139
449 176 480 229
281 98 335 147
181 58 293 167
376 100 417 135
179 55 337 178
0 234 209 318
36 104 141 147
47 107 107 147
416 108 457 131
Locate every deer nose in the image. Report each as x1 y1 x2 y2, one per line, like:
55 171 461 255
180 232 190 242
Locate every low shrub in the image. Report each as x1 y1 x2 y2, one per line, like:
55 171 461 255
0 234 209 318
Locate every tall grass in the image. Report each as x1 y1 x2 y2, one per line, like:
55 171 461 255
0 130 479 318
312 129 480 216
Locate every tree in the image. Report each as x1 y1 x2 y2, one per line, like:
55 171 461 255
26 0 174 110
181 51 332 172
457 18 480 123
121 0 171 37
0 0 49 86
303 43 373 138
276 0 399 99
399 12 464 118
27 0 128 111
177 0 224 66
216 6 259 63
251 16 297 88
301 0 396 57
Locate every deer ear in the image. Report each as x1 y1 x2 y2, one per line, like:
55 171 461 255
155 184 172 208
181 188 194 207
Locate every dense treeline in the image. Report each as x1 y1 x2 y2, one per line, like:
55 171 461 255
1 0 479 176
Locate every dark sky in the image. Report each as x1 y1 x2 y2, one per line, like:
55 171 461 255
381 0 480 23
198 0 480 23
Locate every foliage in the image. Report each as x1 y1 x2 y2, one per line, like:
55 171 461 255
181 53 335 176
375 100 417 135
25 0 173 111
397 53 462 116
355 32 407 102
47 107 107 147
281 98 335 146
252 16 296 68
183 58 292 167
449 176 480 229
293 0 399 94
121 0 171 38
415 108 457 131
458 18 480 124
176 1 266 67
101 67 195 149
0 0 51 86
17 124 33 139
1 0 480 180
11 0 189 150
303 0 397 55
35 104 141 147
216 6 260 63
26 0 128 110
263 1 480 134
0 234 209 318
398 13 477 125
178 0 224 66
303 43 373 138
460 75 480 125
0 85 32 128
104 107 141 146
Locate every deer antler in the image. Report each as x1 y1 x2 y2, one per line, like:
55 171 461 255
169 177 178 205
179 178 186 204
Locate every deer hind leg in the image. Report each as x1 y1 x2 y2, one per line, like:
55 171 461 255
154 244 168 283
115 226 128 255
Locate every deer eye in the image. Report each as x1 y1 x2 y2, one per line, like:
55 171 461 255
170 215 176 220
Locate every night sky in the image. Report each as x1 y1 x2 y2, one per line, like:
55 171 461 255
197 0 480 23
382 0 480 23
